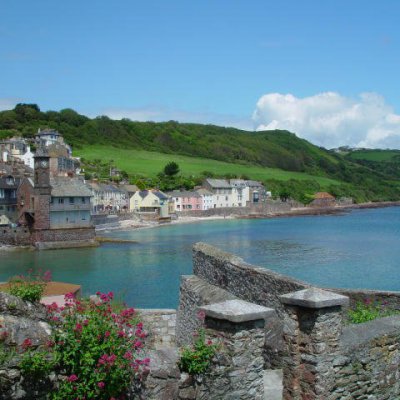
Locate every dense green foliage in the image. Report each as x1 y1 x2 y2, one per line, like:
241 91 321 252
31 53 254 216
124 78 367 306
8 270 51 303
348 299 399 324
19 291 148 400
1 103 400 202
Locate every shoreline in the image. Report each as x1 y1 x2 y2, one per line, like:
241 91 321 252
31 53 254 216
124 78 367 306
96 200 400 233
2 201 399 250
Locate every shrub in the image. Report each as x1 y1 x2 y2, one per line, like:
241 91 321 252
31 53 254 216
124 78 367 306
178 328 218 375
20 291 149 400
348 298 399 324
8 269 51 303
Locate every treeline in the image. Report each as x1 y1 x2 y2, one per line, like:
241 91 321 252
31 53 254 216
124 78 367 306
1 103 400 203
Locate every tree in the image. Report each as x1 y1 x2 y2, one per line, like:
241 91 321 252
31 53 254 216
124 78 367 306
163 161 180 177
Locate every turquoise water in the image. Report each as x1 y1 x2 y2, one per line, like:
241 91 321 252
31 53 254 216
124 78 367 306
1 207 400 308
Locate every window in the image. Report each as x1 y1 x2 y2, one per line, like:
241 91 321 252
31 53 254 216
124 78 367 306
0 189 4 199
58 198 64 204
10 190 16 199
69 197 74 204
81 197 86 203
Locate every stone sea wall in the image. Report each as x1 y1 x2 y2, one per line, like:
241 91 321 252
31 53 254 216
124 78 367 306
179 242 400 399
177 200 292 218
192 242 310 316
331 315 400 399
0 226 31 246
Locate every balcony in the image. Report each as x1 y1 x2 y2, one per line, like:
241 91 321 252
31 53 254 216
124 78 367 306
50 203 92 212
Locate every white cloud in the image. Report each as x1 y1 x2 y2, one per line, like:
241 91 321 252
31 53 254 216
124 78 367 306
100 106 253 131
252 92 400 149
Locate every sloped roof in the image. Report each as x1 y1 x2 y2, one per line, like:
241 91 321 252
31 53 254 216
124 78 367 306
51 177 92 197
314 192 335 199
138 189 168 200
205 178 231 188
195 188 214 196
0 175 20 189
167 190 201 198
120 184 139 194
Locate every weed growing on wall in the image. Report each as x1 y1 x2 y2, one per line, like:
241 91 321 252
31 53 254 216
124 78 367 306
178 328 218 375
348 298 400 324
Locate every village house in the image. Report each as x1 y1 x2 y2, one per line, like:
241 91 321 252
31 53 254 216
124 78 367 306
119 184 139 211
130 189 170 218
230 179 268 205
310 192 336 208
203 178 237 208
0 174 20 223
195 188 214 210
0 138 35 169
86 181 129 213
168 190 202 212
35 128 72 156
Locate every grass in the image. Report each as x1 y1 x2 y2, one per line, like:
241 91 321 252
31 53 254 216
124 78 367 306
349 150 400 162
75 145 342 188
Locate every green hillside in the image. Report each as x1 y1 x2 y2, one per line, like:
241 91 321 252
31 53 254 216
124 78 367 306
348 149 400 162
1 103 400 202
76 145 340 186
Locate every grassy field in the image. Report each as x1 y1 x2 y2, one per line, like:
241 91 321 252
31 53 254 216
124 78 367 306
75 145 341 187
349 150 400 162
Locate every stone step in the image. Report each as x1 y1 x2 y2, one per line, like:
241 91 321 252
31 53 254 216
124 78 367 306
264 369 283 400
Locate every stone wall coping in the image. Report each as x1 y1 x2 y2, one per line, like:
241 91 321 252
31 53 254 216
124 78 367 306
200 299 275 323
137 308 177 315
341 314 400 349
280 287 349 309
193 242 311 288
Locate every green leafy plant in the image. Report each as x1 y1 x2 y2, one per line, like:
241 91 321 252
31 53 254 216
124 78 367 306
178 328 218 375
20 349 54 377
348 298 399 324
8 269 51 303
20 291 149 400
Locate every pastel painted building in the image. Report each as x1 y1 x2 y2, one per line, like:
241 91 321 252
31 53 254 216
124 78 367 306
168 190 202 212
203 178 238 208
131 189 170 217
86 181 128 213
195 188 214 210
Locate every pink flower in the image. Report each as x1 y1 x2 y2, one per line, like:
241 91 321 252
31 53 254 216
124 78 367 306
74 323 83 332
104 331 110 338
67 374 78 382
21 338 32 350
97 381 105 389
64 292 75 300
43 270 52 282
197 310 206 321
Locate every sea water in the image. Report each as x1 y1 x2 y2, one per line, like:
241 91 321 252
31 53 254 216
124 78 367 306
1 207 399 308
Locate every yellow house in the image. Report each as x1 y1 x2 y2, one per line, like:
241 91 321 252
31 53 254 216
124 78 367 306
130 189 170 216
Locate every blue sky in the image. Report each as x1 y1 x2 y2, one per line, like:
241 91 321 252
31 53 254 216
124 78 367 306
1 1 400 148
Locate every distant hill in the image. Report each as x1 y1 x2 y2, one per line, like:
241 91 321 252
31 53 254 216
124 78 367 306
1 103 400 203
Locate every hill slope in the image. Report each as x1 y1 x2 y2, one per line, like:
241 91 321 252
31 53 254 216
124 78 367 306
1 104 400 202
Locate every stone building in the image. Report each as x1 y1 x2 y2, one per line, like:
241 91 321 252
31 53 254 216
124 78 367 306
310 191 336 207
16 148 96 249
0 174 20 222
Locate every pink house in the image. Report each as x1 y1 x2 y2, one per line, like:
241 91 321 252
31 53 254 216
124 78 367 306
168 190 202 212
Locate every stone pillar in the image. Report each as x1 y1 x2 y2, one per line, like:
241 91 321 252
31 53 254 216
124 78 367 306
198 299 275 400
279 288 349 400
